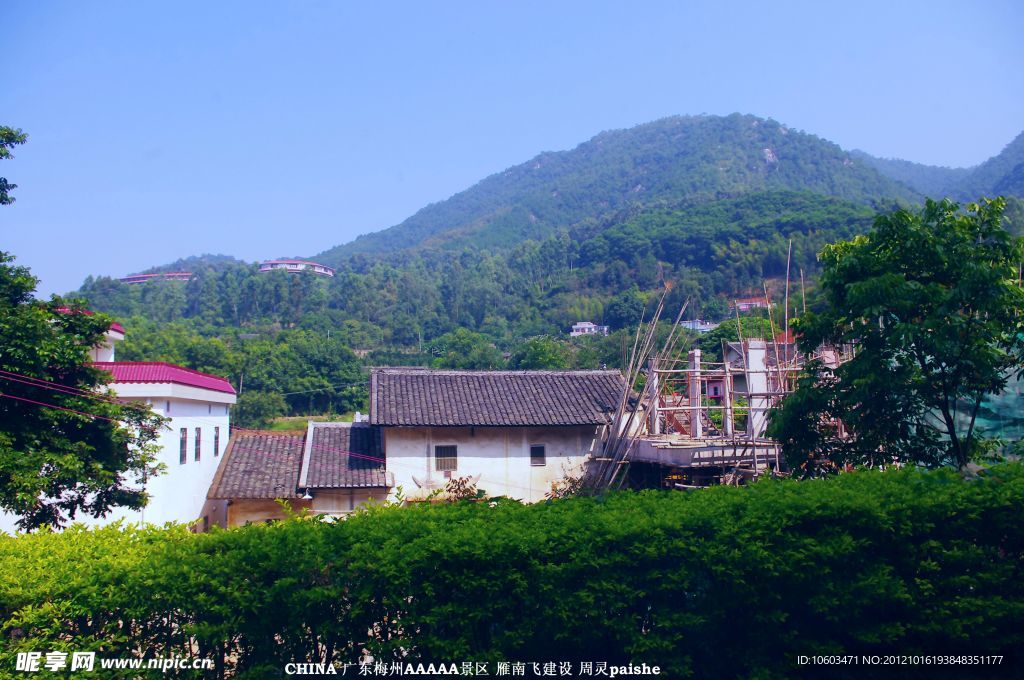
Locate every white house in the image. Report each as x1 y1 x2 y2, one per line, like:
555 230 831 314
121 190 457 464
369 368 625 503
91 361 235 527
258 259 335 277
570 321 609 337
679 319 719 334
0 323 236 533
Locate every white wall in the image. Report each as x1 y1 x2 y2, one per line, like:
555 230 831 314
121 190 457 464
384 425 599 503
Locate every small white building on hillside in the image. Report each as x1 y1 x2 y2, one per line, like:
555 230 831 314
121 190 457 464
570 321 609 337
370 368 625 503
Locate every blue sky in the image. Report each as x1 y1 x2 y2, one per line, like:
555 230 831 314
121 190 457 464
3 0 1023 296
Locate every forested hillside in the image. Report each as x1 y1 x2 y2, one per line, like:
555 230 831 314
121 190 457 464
76 191 884 422
317 114 918 260
848 150 970 197
79 192 877 341
70 113 1024 423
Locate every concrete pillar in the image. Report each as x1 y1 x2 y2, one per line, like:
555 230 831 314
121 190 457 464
648 358 661 435
688 349 702 438
746 340 768 438
723 360 733 437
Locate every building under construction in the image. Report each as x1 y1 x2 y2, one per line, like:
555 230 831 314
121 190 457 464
582 294 850 492
633 337 850 488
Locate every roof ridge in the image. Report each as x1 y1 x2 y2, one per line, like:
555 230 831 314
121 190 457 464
371 367 622 375
93 361 232 381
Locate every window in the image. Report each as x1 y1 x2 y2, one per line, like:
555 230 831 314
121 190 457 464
166 400 171 413
435 445 457 472
179 428 187 464
530 445 546 466
208 404 212 415
195 428 202 462
214 427 220 457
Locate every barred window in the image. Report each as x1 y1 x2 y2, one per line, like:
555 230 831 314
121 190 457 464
530 444 546 466
435 445 457 472
195 428 202 462
214 427 220 457
179 428 187 464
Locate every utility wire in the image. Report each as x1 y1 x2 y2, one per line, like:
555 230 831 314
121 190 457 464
0 392 160 432
280 381 368 396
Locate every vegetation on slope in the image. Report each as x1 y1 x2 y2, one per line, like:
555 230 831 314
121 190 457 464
319 114 919 260
854 131 1024 202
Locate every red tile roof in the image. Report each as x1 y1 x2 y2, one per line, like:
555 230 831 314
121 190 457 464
93 362 236 394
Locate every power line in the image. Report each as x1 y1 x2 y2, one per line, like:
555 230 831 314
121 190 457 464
0 369 154 415
280 381 368 396
0 392 159 432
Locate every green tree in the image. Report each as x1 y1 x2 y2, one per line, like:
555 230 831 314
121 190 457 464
509 336 572 369
233 391 287 429
0 254 165 529
0 126 27 205
603 286 648 330
429 328 504 369
769 198 1024 472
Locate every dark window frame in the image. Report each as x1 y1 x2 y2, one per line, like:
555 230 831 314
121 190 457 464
435 444 458 472
530 444 546 466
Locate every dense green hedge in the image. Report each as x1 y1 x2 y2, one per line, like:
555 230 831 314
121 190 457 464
2 465 1023 678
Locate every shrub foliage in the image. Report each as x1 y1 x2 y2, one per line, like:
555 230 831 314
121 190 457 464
1 465 1023 678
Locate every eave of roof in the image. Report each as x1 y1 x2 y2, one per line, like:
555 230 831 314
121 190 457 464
93 361 236 395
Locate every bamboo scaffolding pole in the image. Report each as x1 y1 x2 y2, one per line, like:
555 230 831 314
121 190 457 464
585 290 668 491
784 238 792 351
762 282 787 394
800 268 807 315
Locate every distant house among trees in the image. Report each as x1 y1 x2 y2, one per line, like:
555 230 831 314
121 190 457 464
728 296 772 313
569 321 609 337
258 259 335 277
119 271 193 284
680 319 719 333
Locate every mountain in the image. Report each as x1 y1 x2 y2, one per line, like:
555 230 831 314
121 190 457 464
848 151 970 197
951 131 1024 201
314 114 919 265
853 131 1024 202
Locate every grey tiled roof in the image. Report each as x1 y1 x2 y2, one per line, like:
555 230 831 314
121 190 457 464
303 423 388 489
209 424 388 500
208 432 304 499
370 368 624 427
